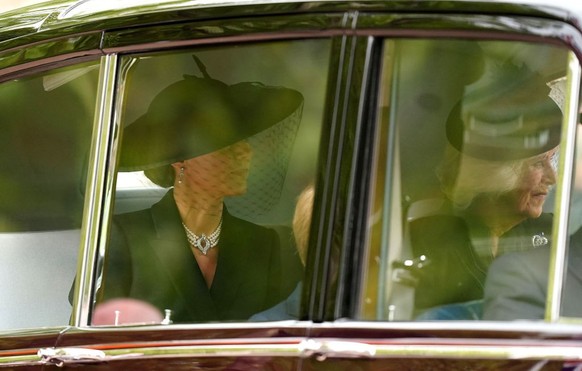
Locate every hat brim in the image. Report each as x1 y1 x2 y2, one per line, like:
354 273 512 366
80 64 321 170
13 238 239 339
119 76 304 171
445 99 562 161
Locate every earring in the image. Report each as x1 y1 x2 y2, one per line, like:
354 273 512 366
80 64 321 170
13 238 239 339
178 166 184 184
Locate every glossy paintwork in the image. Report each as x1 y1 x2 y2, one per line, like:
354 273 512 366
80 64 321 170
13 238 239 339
101 14 348 53
0 328 63 352
49 325 308 369
0 1 580 55
0 0 73 42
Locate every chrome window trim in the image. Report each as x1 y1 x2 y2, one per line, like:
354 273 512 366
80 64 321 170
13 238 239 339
79 53 137 328
37 340 307 367
71 53 119 327
547 53 582 322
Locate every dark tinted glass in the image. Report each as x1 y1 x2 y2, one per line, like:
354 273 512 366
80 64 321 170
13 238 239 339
0 61 99 330
362 39 570 322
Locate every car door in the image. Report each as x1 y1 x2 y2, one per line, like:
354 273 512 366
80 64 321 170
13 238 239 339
302 5 582 370
44 5 351 370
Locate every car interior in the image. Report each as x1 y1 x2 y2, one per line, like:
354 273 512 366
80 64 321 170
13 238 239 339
357 37 572 321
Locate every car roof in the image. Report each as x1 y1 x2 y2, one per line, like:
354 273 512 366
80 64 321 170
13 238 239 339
1 0 582 46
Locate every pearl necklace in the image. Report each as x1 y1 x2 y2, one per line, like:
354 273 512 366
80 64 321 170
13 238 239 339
182 217 222 255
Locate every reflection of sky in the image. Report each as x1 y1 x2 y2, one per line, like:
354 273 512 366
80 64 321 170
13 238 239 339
568 126 582 233
0 0 48 13
545 126 582 234
117 171 160 189
60 0 239 19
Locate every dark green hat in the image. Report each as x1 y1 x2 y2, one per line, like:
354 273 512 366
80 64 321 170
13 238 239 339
119 74 304 171
446 65 562 161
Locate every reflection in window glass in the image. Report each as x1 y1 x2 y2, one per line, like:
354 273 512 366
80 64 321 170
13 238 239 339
0 61 99 330
361 39 569 321
96 40 329 325
561 125 582 319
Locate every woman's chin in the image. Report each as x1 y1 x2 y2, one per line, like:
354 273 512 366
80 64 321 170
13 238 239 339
523 207 543 219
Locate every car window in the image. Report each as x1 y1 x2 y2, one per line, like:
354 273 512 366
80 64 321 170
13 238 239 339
360 38 571 321
94 40 329 325
0 61 99 330
557 123 582 319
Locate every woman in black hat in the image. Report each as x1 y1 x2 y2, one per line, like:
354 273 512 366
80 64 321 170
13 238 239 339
410 66 563 320
96 70 304 324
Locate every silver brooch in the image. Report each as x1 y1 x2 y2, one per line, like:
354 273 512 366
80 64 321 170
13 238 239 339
532 233 548 247
182 217 222 255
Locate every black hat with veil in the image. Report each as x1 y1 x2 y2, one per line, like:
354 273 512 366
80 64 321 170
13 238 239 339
118 57 304 218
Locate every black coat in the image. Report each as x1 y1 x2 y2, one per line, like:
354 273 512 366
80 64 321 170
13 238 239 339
410 211 553 313
101 191 287 323
484 226 582 320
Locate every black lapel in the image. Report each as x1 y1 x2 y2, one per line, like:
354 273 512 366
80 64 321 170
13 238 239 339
208 209 248 311
148 191 219 321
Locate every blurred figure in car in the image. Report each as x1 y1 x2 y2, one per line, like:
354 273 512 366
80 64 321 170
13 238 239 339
411 65 563 319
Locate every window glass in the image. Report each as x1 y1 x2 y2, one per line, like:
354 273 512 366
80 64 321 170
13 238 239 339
0 61 99 330
95 40 329 325
560 124 582 319
361 39 570 321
